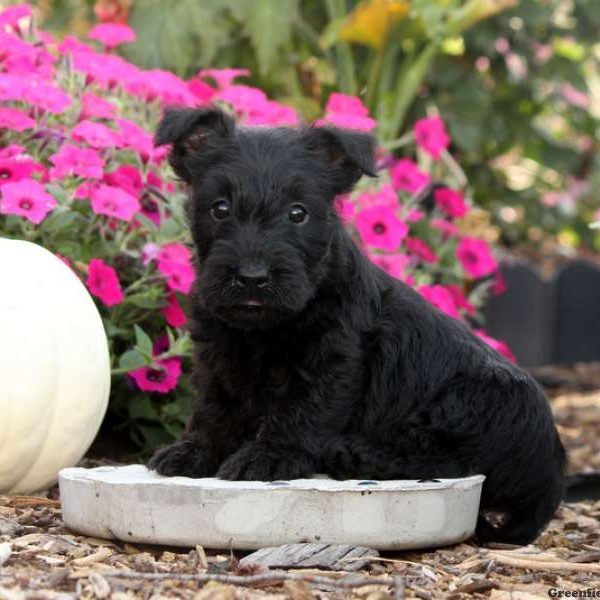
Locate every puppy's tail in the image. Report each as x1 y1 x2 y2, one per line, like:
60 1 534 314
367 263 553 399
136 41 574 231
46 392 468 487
476 436 566 546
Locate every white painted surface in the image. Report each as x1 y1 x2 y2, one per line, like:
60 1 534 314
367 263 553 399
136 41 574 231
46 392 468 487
59 465 484 550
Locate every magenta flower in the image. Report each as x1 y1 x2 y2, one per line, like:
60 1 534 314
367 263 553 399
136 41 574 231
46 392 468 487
413 117 450 160
335 196 356 224
125 69 196 106
390 159 431 194
406 237 438 263
418 285 460 319
0 179 56 225
80 92 116 119
24 78 71 114
72 49 138 89
129 357 182 394
49 144 105 179
322 93 377 131
355 184 397 210
88 23 136 49
475 330 516 363
355 205 408 252
156 243 195 294
116 119 153 159
370 253 410 280
103 165 143 198
456 238 498 279
0 158 38 185
162 292 187 328
90 184 140 221
188 78 217 104
406 209 425 223
86 259 124 306
431 218 459 238
0 3 31 28
446 284 476 316
0 107 35 131
72 120 121 149
434 187 468 218
199 68 250 88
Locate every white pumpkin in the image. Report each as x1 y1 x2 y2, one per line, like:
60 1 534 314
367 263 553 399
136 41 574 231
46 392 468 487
0 238 110 494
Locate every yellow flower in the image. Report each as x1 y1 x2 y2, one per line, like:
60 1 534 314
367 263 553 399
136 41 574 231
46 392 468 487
340 0 410 49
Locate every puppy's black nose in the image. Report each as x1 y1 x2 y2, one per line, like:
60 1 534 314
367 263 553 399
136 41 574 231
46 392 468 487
235 264 270 289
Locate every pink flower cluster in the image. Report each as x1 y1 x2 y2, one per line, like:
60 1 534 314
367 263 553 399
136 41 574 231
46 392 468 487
328 101 510 360
0 2 513 407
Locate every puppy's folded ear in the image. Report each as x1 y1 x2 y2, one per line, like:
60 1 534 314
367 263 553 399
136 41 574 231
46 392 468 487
303 126 377 194
155 106 235 182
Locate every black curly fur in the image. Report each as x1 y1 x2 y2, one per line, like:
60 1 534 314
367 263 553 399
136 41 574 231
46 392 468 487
149 106 566 546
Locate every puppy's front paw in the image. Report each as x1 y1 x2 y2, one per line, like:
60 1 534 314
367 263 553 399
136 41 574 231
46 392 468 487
148 439 214 478
217 444 313 481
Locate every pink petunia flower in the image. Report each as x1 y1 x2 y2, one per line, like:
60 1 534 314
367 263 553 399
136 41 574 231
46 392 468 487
390 159 431 194
456 237 498 279
156 243 195 294
446 284 476 316
139 193 161 226
355 205 408 252
431 218 459 238
335 196 356 224
413 117 450 160
406 209 425 223
129 357 182 393
116 118 154 159
0 179 56 225
199 68 250 88
321 92 377 131
24 78 72 114
434 187 468 218
80 92 116 120
0 158 38 185
406 237 438 263
370 253 410 280
187 78 217 104
72 119 122 149
0 107 35 131
162 291 187 328
355 184 397 210
49 144 105 179
0 4 31 29
124 68 197 106
90 184 141 221
475 330 516 363
103 165 143 198
88 23 136 49
418 285 460 319
86 259 124 306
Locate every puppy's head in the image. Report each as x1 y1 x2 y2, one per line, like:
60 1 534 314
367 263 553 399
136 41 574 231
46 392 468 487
156 106 376 330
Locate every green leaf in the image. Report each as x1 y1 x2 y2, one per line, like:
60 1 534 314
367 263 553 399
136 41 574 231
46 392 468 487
134 325 154 357
412 0 461 39
231 0 299 75
129 395 160 420
126 291 166 310
118 349 148 371
39 209 80 236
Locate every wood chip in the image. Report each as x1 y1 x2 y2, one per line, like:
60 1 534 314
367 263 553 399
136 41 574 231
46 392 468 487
71 546 113 566
239 543 379 572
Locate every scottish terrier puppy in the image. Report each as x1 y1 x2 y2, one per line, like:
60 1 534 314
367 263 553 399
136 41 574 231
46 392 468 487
149 106 566 545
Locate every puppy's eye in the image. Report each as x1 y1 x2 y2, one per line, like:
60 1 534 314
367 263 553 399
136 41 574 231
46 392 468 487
211 199 230 220
288 204 308 224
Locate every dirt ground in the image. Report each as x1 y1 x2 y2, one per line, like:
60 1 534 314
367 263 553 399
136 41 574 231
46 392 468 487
1 382 598 599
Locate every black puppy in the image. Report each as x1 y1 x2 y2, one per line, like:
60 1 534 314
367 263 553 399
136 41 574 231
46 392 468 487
149 106 566 545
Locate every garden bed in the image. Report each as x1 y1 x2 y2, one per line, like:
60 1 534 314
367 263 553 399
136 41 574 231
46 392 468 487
1 389 598 599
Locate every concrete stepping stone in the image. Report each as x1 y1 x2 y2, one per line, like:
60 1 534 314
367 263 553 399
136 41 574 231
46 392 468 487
59 465 484 550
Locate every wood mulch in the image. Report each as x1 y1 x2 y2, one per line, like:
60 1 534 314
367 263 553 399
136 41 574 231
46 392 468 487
0 385 598 599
